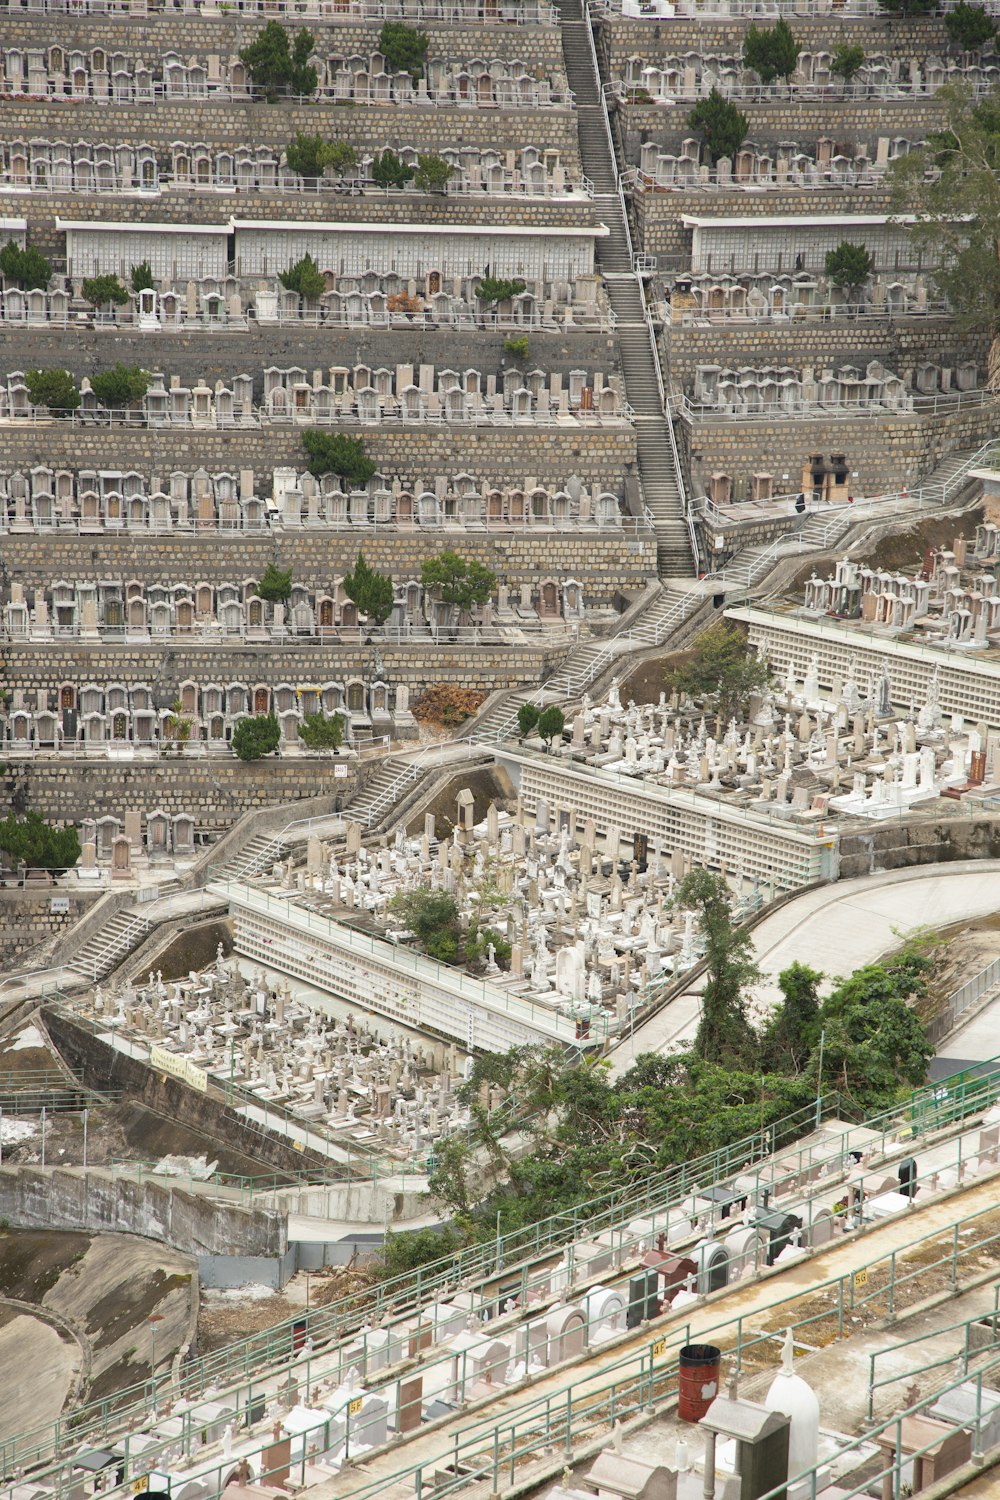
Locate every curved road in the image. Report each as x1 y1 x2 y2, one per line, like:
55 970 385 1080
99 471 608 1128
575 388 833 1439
612 859 1000 1072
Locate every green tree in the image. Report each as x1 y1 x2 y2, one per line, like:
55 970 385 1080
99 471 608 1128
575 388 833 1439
761 961 821 1072
414 153 454 194
420 550 497 613
25 368 80 413
686 88 749 164
389 887 463 963
256 562 293 603
302 430 377 484
239 21 317 100
743 19 800 83
676 868 758 1066
537 705 565 749
0 812 81 871
378 21 429 80
831 44 866 84
344 551 394 625
165 697 193 746
477 276 527 306
946 1 996 48
81 274 129 309
90 363 151 408
890 84 1000 344
379 1225 463 1276
668 621 770 719
278 252 326 301
516 701 540 738
285 132 356 183
298 711 344 753
232 713 281 761
130 261 155 294
504 335 530 360
877 0 935 13
371 149 415 189
0 240 50 290
824 240 874 293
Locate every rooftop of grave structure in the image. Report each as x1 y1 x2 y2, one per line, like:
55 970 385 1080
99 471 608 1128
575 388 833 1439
62 955 475 1168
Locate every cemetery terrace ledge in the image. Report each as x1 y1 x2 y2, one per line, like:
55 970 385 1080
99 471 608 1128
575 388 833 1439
495 748 839 891
727 604 1000 735
208 876 599 1053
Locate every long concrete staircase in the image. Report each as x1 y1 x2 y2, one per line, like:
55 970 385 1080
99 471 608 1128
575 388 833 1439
557 0 694 578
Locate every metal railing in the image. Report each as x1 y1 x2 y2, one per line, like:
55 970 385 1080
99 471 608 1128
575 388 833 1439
613 76 992 104
666 299 953 327
0 0 560 21
0 401 633 431
0 510 646 539
0 169 591 201
927 953 1000 1046
3 619 590 647
0 303 612 333
4 77 576 106
593 0 1000 15
676 386 997 423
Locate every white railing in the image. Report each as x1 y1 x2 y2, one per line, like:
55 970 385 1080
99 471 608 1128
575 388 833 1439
0 513 650 539
613 77 992 105
0 0 560 21
676 387 997 423
593 0 1000 16
0 302 613 333
0 402 633 431
0 170 591 202
666 300 952 328
6 78 576 107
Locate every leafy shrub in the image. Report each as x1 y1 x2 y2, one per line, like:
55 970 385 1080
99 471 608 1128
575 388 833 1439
82 274 129 308
278 252 326 300
298 712 344 752
477 276 527 305
239 22 317 99
25 368 80 412
232 713 281 761
824 240 874 290
686 89 748 164
743 19 800 83
344 551 394 624
414 153 454 193
378 21 429 80
371 149 415 189
945 1 996 48
256 562 293 602
130 261 155 293
0 240 51 289
90 364 151 408
302 430 377 484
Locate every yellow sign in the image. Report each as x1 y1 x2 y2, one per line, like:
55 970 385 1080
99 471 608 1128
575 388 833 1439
293 1140 305 1153
150 1044 208 1094
348 1397 363 1416
652 1338 666 1357
132 1478 149 1494
854 1268 869 1289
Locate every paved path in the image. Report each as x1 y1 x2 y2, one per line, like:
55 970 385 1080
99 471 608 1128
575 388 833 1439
612 861 1000 1072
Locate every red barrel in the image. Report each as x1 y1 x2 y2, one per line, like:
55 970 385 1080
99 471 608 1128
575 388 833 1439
677 1343 721 1422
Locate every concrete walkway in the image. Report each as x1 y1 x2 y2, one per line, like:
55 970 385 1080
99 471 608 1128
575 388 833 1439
612 861 1000 1072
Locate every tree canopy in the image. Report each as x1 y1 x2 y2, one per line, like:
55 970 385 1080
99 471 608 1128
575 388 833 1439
676 868 758 1064
285 132 356 182
256 563 293 603
420 550 497 611
477 276 527 305
371 149 415 189
890 83 1000 340
0 240 51 290
302 430 377 484
298 712 344 753
278 252 326 301
686 88 748 164
517 701 540 738
82 274 129 308
344 551 394 624
743 19 800 83
25 368 80 413
414 153 454 194
668 621 771 720
824 240 874 292
946 1 996 48
239 22 317 99
537 705 565 748
90 364 151 408
378 21 429 79
232 713 281 761
130 261 155 294
831 44 865 83
0 812 81 871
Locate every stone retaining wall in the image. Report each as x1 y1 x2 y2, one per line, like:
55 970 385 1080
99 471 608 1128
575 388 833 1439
680 398 1000 496
0 423 636 490
1 637 566 693
0 756 361 824
634 183 893 261
0 529 652 597
599 13 956 68
663 316 988 393
0 191 603 259
0 328 618 394
0 98 582 166
618 97 947 160
0 888 100 968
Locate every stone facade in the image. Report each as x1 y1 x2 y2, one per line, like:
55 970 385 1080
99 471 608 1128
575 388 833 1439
0 888 100 968
679 398 1000 497
634 183 893 262
0 756 362 824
